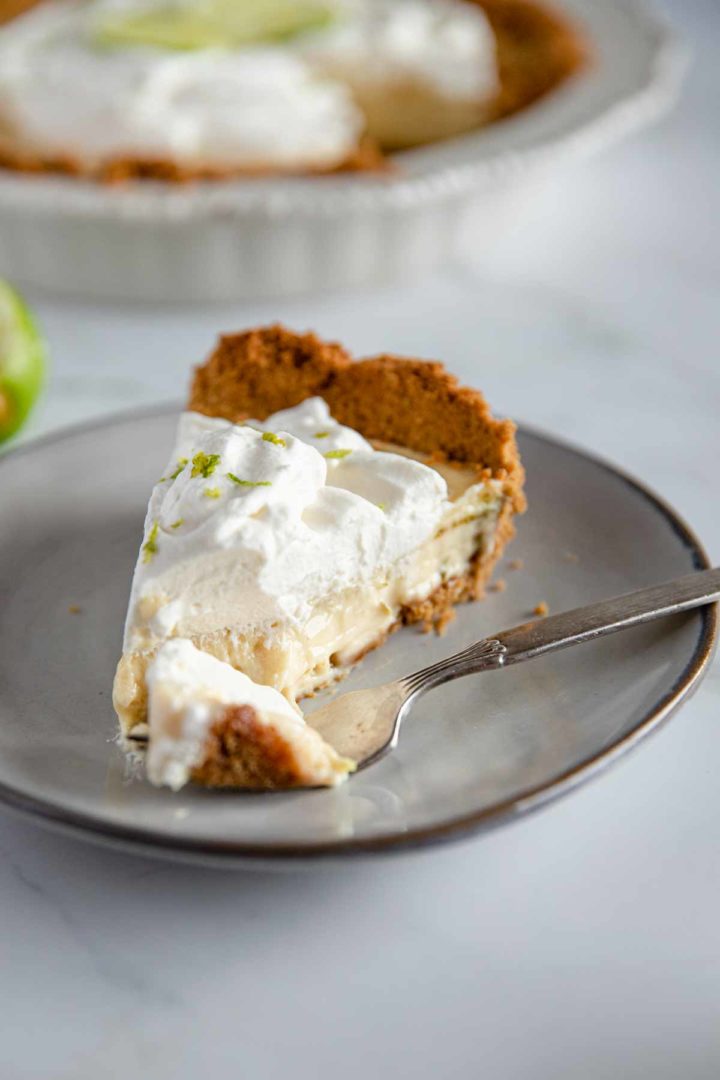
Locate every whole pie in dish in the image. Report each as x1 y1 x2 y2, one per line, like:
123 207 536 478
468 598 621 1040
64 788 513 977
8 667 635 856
0 0 587 180
113 325 525 789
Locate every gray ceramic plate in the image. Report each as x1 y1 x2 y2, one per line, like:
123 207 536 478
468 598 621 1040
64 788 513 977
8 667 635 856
0 409 714 867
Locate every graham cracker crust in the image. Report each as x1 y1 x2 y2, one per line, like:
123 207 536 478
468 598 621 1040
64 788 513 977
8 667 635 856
189 324 525 513
191 706 295 788
0 0 587 182
479 0 588 121
0 0 37 22
190 705 332 789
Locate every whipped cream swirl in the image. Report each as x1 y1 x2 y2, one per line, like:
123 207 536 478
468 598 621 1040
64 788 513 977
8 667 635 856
124 399 450 649
302 0 497 102
0 0 362 170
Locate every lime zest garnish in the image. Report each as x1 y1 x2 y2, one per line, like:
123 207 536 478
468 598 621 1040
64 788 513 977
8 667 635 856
324 448 352 460
313 431 330 439
262 431 286 447
169 456 189 480
204 486 222 499
191 451 221 478
377 502 387 512
227 473 272 487
170 518 184 529
142 521 159 563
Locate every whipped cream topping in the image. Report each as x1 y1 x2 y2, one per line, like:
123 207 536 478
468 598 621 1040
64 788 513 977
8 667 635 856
301 0 497 102
0 0 362 170
0 0 496 169
145 638 351 788
123 399 450 650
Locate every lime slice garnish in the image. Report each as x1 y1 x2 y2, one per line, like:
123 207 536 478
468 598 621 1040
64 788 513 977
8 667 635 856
93 0 336 50
0 280 46 445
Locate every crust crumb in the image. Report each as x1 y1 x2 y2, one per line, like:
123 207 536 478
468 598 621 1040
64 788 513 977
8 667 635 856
67 604 83 615
562 551 580 564
489 578 507 593
434 608 456 636
507 558 524 571
532 601 549 617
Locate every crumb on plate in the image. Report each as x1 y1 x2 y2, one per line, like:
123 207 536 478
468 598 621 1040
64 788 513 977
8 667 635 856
430 608 456 636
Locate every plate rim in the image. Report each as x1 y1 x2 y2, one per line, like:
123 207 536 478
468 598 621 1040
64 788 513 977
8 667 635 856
0 406 716 865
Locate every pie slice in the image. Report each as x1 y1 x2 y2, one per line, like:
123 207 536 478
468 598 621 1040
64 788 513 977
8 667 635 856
113 325 525 789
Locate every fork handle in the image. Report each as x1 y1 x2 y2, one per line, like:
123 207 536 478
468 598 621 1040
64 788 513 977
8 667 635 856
496 567 720 665
404 568 720 692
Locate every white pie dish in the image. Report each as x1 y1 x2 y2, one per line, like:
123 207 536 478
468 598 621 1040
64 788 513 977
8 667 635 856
0 0 685 303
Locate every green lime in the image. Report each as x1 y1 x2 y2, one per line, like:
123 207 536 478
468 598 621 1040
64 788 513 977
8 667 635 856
0 280 46 444
93 0 336 51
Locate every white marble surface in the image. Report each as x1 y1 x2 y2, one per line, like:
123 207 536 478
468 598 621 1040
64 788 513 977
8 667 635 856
2 2 719 1077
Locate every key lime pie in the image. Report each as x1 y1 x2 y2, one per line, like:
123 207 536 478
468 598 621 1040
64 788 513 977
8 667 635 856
0 0 585 179
113 326 525 789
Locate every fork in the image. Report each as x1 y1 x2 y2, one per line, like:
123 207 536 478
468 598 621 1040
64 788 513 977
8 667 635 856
306 567 720 769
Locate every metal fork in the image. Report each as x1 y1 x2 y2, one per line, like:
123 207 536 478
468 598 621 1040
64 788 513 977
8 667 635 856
307 567 720 769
